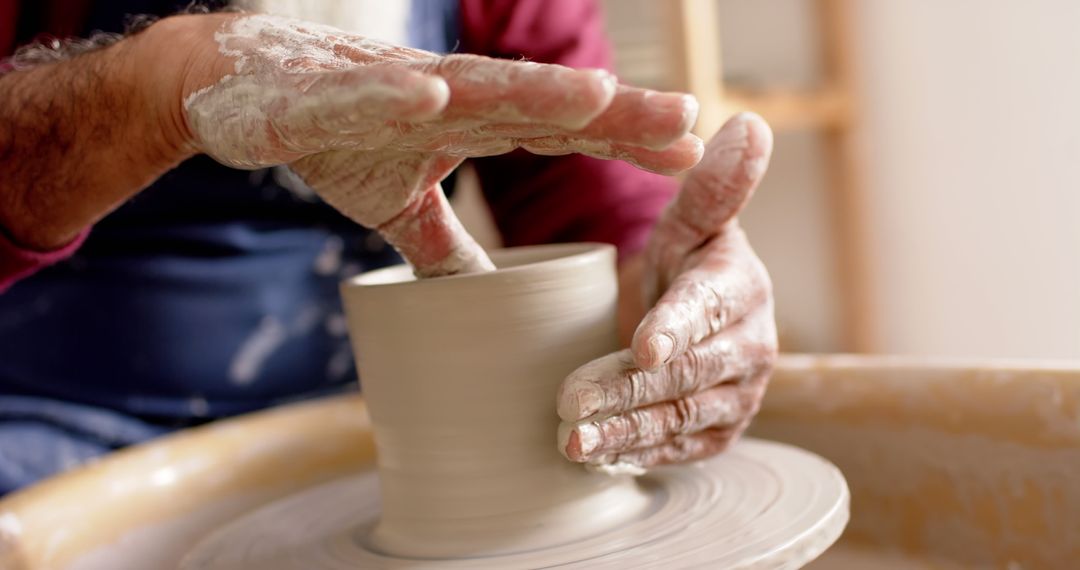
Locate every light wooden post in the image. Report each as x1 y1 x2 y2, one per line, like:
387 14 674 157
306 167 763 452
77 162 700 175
662 0 873 352
670 0 726 137
818 0 876 352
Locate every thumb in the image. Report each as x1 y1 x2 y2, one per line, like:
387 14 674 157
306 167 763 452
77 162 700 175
662 112 773 249
642 112 773 304
293 150 492 278
377 183 495 278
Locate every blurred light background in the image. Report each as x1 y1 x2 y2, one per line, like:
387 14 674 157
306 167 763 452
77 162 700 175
458 0 1080 359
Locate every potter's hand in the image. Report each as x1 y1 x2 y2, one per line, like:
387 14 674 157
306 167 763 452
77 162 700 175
557 113 776 471
173 14 702 275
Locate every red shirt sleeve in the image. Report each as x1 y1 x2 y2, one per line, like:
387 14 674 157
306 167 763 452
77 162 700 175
0 0 17 57
459 0 676 259
0 0 93 291
0 229 89 292
0 29 89 292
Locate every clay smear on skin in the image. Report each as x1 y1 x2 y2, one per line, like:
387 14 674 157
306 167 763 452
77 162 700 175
183 15 492 276
183 14 611 167
183 15 435 169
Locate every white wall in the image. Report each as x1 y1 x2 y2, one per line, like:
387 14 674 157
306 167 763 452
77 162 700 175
594 1 1080 358
852 0 1080 358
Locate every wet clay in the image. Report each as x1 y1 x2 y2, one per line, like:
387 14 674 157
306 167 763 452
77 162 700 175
181 438 848 569
181 244 849 568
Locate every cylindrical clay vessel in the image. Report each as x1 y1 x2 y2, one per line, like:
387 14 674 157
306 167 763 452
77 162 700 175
340 243 650 559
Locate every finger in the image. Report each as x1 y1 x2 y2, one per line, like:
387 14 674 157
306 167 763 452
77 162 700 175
656 112 773 254
274 67 450 149
292 149 450 227
368 83 698 160
589 421 751 470
521 133 704 175
386 129 702 176
377 184 495 277
413 55 617 130
557 309 775 422
561 377 764 462
294 149 493 277
570 86 698 150
450 86 696 149
302 67 449 123
390 130 522 157
640 114 771 311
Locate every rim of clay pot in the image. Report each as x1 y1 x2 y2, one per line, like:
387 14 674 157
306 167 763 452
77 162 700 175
343 242 615 289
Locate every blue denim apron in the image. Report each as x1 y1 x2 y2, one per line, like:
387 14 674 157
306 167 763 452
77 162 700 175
0 0 460 493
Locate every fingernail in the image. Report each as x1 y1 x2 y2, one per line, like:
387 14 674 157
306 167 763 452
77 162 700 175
563 381 605 420
656 93 698 127
574 423 602 458
648 334 675 366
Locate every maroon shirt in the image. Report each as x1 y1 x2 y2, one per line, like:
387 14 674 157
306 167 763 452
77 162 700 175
0 0 677 287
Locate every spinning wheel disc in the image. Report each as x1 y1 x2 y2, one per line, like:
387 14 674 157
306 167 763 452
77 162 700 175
182 438 848 569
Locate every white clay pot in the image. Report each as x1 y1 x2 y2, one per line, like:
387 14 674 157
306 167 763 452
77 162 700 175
0 244 849 568
340 243 650 558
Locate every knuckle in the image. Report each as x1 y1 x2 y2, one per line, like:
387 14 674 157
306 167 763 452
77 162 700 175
668 345 703 395
280 56 320 71
623 409 658 446
624 367 651 409
704 281 730 336
672 397 701 434
663 278 727 348
434 54 483 78
615 349 637 368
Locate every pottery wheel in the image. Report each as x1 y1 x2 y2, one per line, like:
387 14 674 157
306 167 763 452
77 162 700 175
180 438 848 569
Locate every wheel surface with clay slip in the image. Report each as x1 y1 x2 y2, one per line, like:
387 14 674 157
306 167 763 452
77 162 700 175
181 438 848 569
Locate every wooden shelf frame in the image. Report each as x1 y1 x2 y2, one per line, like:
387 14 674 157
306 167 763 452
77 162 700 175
722 86 850 132
667 0 876 352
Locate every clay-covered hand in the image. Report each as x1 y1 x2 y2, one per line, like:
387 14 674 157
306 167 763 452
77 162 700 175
557 113 777 471
173 13 702 276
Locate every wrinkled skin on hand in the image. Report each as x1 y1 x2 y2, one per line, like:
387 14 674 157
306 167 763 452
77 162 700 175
557 113 778 471
179 14 703 276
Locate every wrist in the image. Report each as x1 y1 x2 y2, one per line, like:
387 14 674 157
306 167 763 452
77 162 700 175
123 13 238 161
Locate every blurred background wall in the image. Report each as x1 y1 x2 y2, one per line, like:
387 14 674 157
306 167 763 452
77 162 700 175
850 1 1080 359
457 0 1080 359
608 0 1080 359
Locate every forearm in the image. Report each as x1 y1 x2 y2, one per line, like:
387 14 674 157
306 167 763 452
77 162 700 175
0 24 195 250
